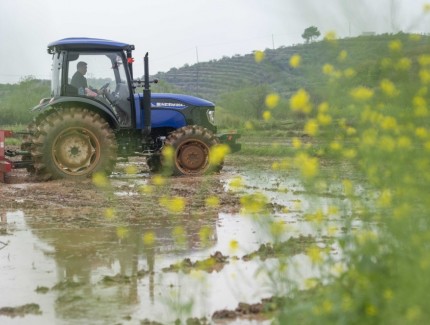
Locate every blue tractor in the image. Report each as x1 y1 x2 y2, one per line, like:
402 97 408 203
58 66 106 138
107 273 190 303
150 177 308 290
17 38 240 180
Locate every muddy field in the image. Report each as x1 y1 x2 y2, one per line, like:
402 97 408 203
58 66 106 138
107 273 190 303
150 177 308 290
0 154 344 324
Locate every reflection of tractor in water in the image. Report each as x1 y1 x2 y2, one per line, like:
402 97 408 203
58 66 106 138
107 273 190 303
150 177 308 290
26 212 218 322
0 38 240 181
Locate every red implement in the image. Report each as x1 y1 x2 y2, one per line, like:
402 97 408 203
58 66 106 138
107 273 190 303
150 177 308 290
0 130 13 183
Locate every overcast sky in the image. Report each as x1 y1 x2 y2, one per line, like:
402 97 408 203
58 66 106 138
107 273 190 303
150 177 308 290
0 0 429 84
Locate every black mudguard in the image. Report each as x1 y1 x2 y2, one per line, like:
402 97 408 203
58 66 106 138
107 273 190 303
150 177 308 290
30 96 120 129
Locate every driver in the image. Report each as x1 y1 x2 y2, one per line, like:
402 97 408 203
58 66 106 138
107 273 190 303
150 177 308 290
71 61 100 97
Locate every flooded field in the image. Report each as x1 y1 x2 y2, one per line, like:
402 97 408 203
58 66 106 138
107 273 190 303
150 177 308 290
0 154 358 325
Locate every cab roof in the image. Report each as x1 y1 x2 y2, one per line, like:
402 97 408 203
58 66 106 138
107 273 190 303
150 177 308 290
47 37 135 53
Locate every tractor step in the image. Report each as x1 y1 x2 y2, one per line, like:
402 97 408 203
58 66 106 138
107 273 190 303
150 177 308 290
0 130 33 183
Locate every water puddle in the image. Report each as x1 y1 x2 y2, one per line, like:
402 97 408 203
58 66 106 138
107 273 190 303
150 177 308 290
0 168 358 324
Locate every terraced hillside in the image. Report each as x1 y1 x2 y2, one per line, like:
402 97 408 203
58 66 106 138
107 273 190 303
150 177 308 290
152 33 430 102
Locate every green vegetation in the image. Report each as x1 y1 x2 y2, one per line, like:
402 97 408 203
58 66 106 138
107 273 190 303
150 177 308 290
0 77 50 125
154 32 430 130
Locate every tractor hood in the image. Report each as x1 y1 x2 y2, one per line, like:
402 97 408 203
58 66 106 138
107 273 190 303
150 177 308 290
149 93 215 109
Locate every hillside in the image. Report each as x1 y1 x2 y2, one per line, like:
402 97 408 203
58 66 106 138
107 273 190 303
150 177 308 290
153 33 430 102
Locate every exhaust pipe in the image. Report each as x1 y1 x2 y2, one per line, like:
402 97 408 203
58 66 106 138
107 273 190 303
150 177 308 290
142 52 151 137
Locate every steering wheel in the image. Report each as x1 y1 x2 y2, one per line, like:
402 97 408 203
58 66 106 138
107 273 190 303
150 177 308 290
99 82 110 93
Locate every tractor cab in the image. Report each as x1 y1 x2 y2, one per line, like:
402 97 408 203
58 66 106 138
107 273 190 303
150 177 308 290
48 38 136 127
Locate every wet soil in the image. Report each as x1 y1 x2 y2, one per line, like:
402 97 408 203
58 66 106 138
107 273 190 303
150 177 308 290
0 156 242 227
0 153 345 324
0 303 42 318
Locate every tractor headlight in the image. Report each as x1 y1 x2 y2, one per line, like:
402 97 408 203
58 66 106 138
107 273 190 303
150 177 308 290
207 110 215 125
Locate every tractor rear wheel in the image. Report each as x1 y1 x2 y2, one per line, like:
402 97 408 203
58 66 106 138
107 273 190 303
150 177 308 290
31 107 117 180
163 125 220 176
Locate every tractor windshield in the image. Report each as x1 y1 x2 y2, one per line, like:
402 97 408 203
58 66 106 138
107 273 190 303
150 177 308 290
64 51 132 126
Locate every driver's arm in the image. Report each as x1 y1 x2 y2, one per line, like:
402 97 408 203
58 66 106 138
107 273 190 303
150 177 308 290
85 88 98 97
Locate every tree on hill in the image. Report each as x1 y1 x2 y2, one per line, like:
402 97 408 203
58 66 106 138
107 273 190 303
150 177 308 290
302 26 321 44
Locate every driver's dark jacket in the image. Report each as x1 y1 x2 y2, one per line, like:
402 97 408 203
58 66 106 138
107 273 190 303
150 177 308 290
71 72 88 95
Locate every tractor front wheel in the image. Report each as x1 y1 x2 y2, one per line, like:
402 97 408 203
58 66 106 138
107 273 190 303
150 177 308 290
31 107 117 180
163 125 220 176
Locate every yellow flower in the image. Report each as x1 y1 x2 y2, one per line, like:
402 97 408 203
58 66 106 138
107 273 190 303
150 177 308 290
289 54 301 68
346 127 357 136
398 136 412 149
418 54 430 66
330 141 342 151
240 193 268 214
244 121 254 130
389 40 402 52
406 306 422 321
324 31 337 43
262 110 272 121
365 304 378 316
295 153 319 178
205 195 220 208
338 50 348 62
322 63 335 75
380 116 397 130
380 79 399 97
254 50 265 63
415 127 428 139
409 33 422 41
290 88 312 114
424 3 430 13
379 136 396 152
143 231 156 246
306 209 324 223
104 208 116 220
415 105 428 117
162 145 174 161
124 165 138 174
396 57 411 71
383 289 394 301
322 300 333 314
229 240 239 253
172 226 186 247
199 226 213 246
270 220 286 238
92 172 109 188
265 93 280 109
307 246 323 264
378 189 392 207
210 144 230 165
343 149 357 159
159 196 186 213
350 86 374 101
344 68 357 78
116 227 129 239
342 179 353 196
292 137 302 149
318 102 329 113
152 174 166 186
229 176 244 189
419 69 430 84
304 119 319 136
317 113 332 126
305 278 318 290
170 196 186 213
